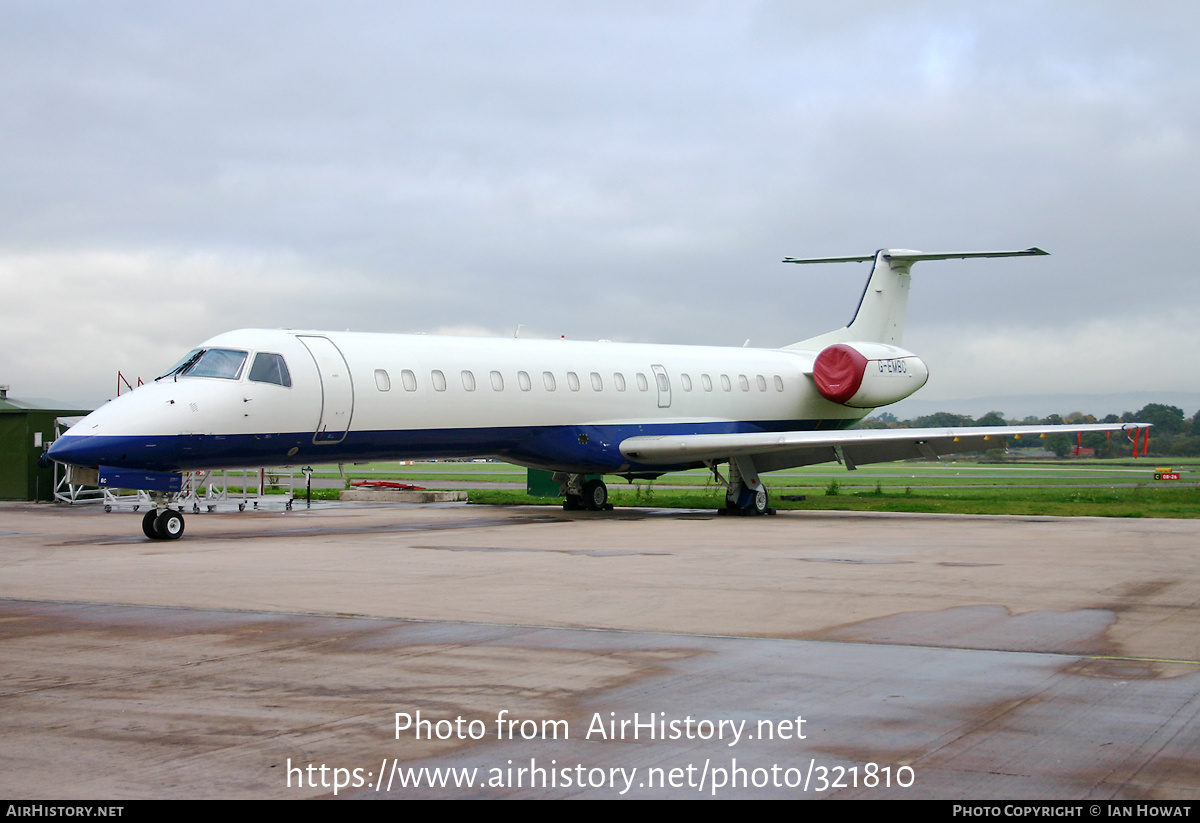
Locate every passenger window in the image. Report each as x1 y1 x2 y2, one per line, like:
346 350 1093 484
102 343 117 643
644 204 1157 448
402 369 417 391
614 373 626 391
461 370 476 391
490 370 504 391
702 374 712 392
373 369 390 392
567 372 580 391
249 352 292 387
656 372 669 392
518 371 531 391
774 375 784 391
543 371 556 391
432 370 447 391
720 374 731 391
756 375 767 391
739 375 750 391
681 374 692 391
636 373 648 391
590 372 603 391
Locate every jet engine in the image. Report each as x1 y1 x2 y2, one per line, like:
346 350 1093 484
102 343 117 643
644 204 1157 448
811 342 929 408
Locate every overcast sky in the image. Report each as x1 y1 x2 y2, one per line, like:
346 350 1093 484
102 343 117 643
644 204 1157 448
2 1 1197 413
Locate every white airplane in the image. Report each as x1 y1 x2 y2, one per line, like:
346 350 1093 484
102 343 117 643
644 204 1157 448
48 247 1148 539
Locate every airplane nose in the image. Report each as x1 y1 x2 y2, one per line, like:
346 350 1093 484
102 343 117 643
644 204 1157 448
47 434 97 467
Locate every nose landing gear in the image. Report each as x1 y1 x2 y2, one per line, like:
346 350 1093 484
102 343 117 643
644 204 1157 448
142 498 186 540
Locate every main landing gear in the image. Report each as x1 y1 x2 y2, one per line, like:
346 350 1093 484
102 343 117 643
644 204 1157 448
560 474 611 511
714 457 775 516
722 485 772 516
142 496 186 540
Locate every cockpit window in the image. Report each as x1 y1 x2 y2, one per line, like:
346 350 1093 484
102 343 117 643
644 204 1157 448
249 352 292 387
156 348 257 382
157 349 202 381
181 348 249 380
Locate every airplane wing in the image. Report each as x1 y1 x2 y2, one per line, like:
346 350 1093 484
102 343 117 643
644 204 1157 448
619 423 1149 473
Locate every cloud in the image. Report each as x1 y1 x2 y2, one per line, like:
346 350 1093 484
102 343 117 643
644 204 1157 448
0 2 1196 411
0 247 347 403
913 312 1200 400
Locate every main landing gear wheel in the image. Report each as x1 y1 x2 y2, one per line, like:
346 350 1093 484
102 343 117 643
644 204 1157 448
720 485 775 516
582 479 608 511
152 509 186 540
751 486 772 516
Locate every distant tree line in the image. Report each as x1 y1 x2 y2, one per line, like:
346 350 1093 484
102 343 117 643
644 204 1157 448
861 403 1200 458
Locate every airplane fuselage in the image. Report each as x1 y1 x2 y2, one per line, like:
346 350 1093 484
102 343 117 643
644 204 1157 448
52 328 867 477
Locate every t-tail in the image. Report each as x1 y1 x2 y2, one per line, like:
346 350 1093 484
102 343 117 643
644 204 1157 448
780 247 1048 410
783 247 1048 350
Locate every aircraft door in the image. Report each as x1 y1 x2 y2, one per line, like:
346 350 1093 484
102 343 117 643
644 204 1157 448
651 364 671 409
298 335 355 444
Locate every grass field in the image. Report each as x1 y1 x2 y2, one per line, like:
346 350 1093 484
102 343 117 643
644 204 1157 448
319 457 1200 519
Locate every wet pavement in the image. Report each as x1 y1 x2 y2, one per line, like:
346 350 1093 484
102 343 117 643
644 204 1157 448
1 502 1197 799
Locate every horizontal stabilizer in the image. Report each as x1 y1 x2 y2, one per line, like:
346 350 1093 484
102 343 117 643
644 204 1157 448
783 248 1048 265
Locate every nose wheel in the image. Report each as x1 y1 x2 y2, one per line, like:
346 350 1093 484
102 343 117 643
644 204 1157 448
142 508 186 540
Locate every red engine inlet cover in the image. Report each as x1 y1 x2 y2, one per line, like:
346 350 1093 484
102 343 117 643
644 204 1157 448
812 343 868 404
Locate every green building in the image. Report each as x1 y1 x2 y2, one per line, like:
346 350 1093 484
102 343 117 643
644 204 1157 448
0 387 93 501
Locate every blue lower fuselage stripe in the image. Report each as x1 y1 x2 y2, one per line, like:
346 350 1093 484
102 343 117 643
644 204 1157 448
49 418 848 475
